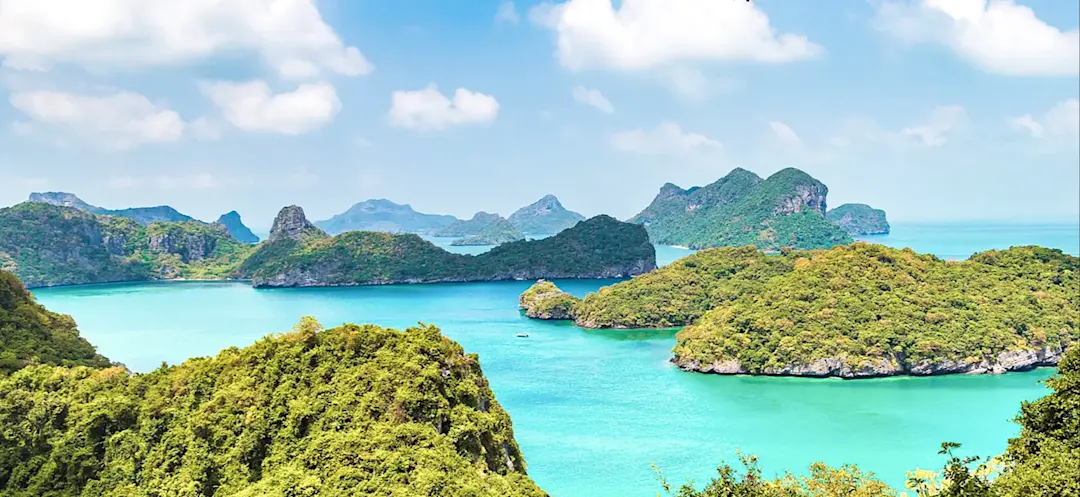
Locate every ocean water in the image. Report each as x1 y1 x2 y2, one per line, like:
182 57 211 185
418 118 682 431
32 222 1079 495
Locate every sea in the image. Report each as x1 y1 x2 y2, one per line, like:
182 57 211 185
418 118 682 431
33 221 1080 496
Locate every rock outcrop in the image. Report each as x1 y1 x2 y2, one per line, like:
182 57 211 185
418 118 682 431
268 205 327 242
518 280 580 320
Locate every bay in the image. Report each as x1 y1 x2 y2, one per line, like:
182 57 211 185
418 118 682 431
32 221 1079 495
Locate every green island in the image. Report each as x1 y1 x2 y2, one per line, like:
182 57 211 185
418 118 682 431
628 167 856 250
433 211 502 237
827 203 890 236
0 268 1075 496
239 206 655 287
0 202 253 288
507 195 586 235
524 243 1079 378
451 216 525 246
518 280 579 319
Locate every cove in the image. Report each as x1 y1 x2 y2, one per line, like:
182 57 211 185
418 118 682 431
34 278 1055 495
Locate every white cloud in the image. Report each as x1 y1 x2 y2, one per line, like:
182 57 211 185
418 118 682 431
188 117 223 141
496 2 521 24
875 0 1079 76
388 84 500 131
900 105 969 146
1012 99 1080 139
770 121 802 145
571 85 614 113
530 0 822 71
0 0 372 79
201 80 341 135
9 89 185 149
610 121 721 155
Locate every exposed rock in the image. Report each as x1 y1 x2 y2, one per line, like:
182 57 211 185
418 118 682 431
268 206 327 242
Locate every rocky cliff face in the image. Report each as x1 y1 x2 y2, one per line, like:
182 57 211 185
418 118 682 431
673 346 1065 379
28 192 103 213
269 206 327 242
775 183 828 216
146 224 225 262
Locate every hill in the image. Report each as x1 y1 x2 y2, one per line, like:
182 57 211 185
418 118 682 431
532 243 1078 378
628 168 853 250
0 315 547 496
451 216 525 246
240 207 654 287
315 199 458 235
216 210 260 243
28 191 195 225
432 211 504 236
507 195 586 234
827 203 890 235
0 202 253 287
0 270 111 374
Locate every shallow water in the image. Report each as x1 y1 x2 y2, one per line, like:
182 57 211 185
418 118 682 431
32 222 1079 495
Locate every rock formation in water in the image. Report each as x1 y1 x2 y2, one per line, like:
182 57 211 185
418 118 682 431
314 198 457 235
241 207 655 288
627 167 853 250
826 203 890 236
518 280 581 320
507 195 586 235
216 210 260 243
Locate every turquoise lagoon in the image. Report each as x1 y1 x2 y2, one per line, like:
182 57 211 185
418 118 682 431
33 222 1079 495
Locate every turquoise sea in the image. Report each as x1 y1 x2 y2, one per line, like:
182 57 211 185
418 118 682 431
33 222 1079 495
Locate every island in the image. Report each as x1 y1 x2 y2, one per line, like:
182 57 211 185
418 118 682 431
239 206 655 287
522 243 1078 378
518 280 580 319
29 191 195 225
628 167 856 250
507 195 586 235
827 203 890 235
432 211 504 236
314 198 457 235
450 216 525 246
0 270 546 496
0 202 253 287
216 210 260 243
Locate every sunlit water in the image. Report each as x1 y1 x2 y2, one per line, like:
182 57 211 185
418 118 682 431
32 222 1079 495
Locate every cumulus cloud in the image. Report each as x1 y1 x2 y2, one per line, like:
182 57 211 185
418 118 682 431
899 105 969 147
0 0 372 78
1012 99 1080 139
9 89 185 149
609 121 721 155
530 0 822 71
770 121 802 145
875 0 1079 76
571 85 614 113
388 84 500 131
495 2 521 24
200 80 341 135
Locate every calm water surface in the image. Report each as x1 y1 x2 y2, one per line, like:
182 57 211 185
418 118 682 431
33 222 1079 495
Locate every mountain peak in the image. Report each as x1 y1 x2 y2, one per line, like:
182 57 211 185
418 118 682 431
28 192 101 213
216 211 260 243
508 195 586 234
269 206 326 242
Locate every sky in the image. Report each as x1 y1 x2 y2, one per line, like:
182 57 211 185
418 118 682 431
0 0 1077 229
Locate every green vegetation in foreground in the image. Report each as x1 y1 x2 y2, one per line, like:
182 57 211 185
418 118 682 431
0 317 547 497
0 202 253 287
0 270 110 374
518 280 581 319
660 346 1080 496
240 210 655 287
827 203 890 236
451 216 525 246
628 167 854 250
565 243 1079 376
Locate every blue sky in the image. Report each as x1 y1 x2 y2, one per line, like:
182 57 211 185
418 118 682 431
0 0 1077 229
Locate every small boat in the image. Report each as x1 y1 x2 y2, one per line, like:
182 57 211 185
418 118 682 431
516 333 529 338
